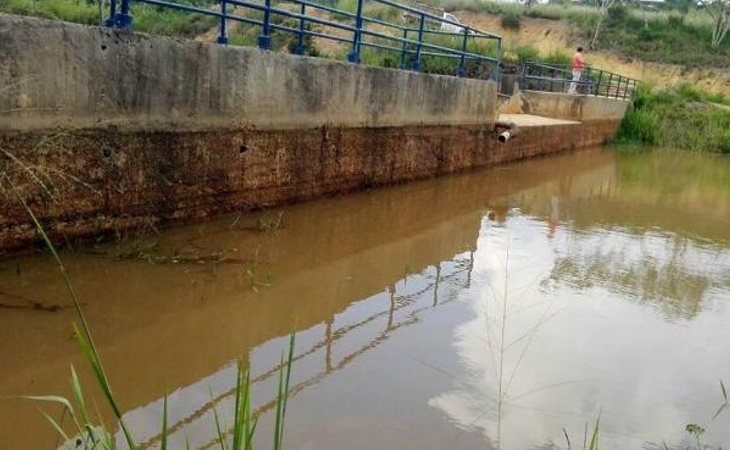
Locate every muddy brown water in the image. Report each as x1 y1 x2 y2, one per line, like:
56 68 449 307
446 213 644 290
1 148 729 449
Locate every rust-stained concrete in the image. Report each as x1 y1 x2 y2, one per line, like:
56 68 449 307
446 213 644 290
1 119 621 254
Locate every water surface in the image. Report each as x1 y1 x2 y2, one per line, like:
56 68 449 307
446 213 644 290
1 148 729 449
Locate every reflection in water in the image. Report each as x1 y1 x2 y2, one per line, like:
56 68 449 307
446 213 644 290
544 231 728 321
1 148 730 449
134 253 475 450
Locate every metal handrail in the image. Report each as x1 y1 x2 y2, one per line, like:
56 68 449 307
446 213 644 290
519 61 638 100
106 0 503 80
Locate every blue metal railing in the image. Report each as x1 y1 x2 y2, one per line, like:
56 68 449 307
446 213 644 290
519 61 638 99
105 0 503 80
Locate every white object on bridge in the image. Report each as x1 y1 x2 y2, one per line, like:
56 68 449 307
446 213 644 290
440 12 467 34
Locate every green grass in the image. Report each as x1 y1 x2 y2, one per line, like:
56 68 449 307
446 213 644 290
0 0 219 38
500 10 520 30
0 0 100 24
134 3 218 38
616 83 730 153
591 5 730 68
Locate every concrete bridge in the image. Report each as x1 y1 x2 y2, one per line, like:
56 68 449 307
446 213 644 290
0 13 628 255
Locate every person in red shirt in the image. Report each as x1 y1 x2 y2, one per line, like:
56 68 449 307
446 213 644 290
568 47 585 94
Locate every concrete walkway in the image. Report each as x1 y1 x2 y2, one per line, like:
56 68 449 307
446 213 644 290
498 114 581 126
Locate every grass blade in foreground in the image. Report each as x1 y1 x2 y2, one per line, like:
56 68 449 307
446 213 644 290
587 413 600 450
161 393 168 450
9 181 137 449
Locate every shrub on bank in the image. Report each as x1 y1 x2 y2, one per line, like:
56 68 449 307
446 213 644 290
501 11 521 30
617 84 730 153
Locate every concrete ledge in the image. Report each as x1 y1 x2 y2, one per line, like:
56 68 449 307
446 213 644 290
0 13 497 132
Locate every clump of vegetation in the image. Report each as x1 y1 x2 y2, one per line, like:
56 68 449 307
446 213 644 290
134 2 218 38
0 0 100 24
586 5 730 67
541 49 571 66
617 83 730 153
500 10 521 30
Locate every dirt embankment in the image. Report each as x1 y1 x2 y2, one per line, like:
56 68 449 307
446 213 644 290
456 11 730 97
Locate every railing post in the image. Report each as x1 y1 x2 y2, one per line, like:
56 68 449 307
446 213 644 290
537 65 543 91
104 0 117 27
258 0 272 50
519 61 524 89
294 3 306 55
347 0 365 63
595 70 603 97
116 0 132 29
607 72 613 97
217 0 228 45
623 77 631 99
615 75 621 99
399 29 408 69
549 69 554 92
493 37 502 82
457 28 468 77
411 14 424 71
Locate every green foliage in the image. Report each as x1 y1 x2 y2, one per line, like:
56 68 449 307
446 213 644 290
607 4 628 22
542 49 571 66
581 5 729 67
618 102 661 145
336 0 357 13
667 13 684 27
501 10 521 30
588 413 601 450
617 84 730 153
228 17 321 57
513 45 540 63
0 0 100 24
363 4 401 23
134 3 218 38
360 45 400 68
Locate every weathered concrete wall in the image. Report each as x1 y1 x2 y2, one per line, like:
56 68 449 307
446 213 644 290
0 14 496 132
1 120 619 254
0 14 627 254
520 90 629 122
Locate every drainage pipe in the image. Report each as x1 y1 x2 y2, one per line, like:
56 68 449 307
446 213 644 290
495 120 521 143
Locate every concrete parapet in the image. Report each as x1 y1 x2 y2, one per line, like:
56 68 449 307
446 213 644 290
0 14 497 132
519 90 629 122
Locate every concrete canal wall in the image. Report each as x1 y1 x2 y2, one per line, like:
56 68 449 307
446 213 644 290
0 13 496 132
0 14 628 254
520 90 629 123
